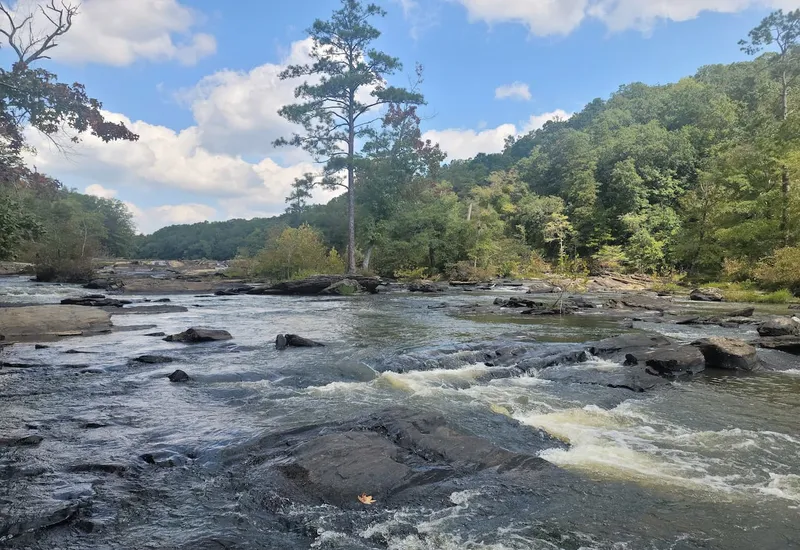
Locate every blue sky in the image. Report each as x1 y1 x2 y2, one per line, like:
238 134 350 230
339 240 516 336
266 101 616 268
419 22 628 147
14 0 794 233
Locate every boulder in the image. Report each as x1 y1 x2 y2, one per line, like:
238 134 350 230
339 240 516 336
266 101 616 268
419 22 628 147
757 336 800 355
407 280 442 293
690 288 725 302
645 346 706 377
605 294 671 312
320 278 363 296
134 355 174 364
164 328 233 343
728 307 756 318
526 280 559 294
758 317 800 337
276 334 324 349
693 337 759 371
168 370 190 383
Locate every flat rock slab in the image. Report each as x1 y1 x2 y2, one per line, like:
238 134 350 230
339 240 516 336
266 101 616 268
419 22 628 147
268 409 560 508
0 305 112 343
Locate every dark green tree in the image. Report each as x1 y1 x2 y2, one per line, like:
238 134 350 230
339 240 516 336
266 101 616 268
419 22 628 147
740 9 800 244
275 0 424 273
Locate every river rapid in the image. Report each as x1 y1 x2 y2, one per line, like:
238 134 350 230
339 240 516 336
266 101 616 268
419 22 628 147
1 278 799 549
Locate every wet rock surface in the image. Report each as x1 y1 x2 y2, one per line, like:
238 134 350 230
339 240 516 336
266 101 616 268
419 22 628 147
276 334 325 350
247 409 563 509
164 328 233 343
167 369 190 382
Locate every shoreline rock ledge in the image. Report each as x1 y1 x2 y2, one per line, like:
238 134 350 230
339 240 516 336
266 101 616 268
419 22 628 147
0 305 112 342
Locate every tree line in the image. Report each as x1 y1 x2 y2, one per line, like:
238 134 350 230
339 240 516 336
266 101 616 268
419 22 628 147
139 4 800 293
2 0 799 294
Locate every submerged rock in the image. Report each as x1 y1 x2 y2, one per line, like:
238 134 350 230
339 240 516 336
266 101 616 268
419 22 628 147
0 434 44 447
168 369 190 383
693 337 759 371
690 288 725 302
276 334 325 349
758 317 800 337
164 328 233 343
144 332 166 337
134 355 174 364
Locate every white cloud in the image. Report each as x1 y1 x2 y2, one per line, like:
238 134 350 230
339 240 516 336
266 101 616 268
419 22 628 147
424 109 572 160
84 184 117 199
495 82 532 101
455 0 589 36
5 0 216 66
423 124 518 160
181 39 314 158
453 0 800 36
125 202 218 235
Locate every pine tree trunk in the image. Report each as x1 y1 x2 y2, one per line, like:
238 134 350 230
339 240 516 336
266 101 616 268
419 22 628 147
347 100 357 275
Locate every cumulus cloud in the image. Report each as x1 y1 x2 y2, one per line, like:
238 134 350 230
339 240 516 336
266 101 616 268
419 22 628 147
124 202 218 235
4 0 216 66
495 82 532 101
180 38 314 158
424 109 572 160
84 184 117 199
453 0 800 36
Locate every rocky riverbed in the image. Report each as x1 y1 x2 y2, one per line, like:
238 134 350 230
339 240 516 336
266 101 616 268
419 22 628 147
1 276 799 549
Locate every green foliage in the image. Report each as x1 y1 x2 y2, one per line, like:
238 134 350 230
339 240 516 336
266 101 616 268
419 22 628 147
247 224 344 281
754 247 800 293
111 9 800 295
275 0 424 273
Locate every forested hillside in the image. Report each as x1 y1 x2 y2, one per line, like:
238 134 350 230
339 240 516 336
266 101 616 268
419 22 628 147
137 49 800 289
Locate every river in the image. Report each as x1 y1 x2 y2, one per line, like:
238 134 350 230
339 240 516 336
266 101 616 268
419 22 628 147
1 278 799 549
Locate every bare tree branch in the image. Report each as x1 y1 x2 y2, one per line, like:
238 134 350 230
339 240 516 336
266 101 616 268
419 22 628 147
0 0 78 67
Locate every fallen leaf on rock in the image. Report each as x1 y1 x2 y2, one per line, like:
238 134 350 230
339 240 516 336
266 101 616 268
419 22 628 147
358 493 376 505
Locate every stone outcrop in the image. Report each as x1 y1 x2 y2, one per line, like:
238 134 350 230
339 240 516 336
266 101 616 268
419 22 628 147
248 275 383 296
693 337 759 371
690 288 725 302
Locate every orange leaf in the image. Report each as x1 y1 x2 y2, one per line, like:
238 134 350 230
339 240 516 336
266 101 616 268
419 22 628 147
358 493 376 505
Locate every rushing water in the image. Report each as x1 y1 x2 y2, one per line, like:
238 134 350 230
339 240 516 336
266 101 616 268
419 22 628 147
1 278 799 549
